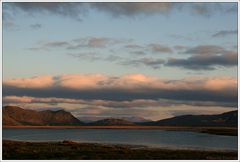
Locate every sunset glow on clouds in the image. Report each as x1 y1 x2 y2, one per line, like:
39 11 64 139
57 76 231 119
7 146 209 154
3 74 237 112
3 2 237 120
3 74 237 93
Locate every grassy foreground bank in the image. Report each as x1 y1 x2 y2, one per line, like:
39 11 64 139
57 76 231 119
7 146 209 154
3 140 237 160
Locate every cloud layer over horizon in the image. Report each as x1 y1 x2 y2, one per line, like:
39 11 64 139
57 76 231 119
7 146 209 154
3 73 237 106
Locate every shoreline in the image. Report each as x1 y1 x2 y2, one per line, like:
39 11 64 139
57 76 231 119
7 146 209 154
3 125 237 128
3 125 238 136
3 140 238 160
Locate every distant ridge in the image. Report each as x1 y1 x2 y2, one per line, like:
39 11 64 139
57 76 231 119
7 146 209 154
146 110 238 127
78 116 152 123
3 106 83 126
2 106 237 127
88 118 136 126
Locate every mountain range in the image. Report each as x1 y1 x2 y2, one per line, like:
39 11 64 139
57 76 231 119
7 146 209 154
78 116 151 123
88 118 136 126
2 106 237 127
3 106 82 126
145 110 237 127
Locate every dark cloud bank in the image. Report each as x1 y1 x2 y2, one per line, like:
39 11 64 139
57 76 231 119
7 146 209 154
3 74 237 107
4 2 237 21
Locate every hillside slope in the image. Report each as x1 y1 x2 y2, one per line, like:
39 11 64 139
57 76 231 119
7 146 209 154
149 110 237 127
89 118 136 126
3 106 83 126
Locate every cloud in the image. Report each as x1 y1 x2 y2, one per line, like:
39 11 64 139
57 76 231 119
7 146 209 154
28 37 130 51
68 52 101 61
104 55 123 62
45 41 69 47
3 75 54 88
3 19 20 31
82 37 130 48
28 40 69 51
170 34 194 41
3 74 237 105
190 3 215 17
166 51 237 70
68 52 124 63
3 96 235 108
30 23 42 29
88 37 110 48
168 108 233 118
189 3 236 17
4 2 236 21
4 96 236 120
167 45 238 70
68 37 123 49
66 43 236 72
174 45 186 50
92 3 236 17
125 44 143 49
72 106 162 120
91 3 174 17
54 74 108 90
130 51 146 55
212 29 237 37
3 95 86 105
122 57 165 69
184 45 225 55
149 43 172 53
6 2 88 21
74 105 234 121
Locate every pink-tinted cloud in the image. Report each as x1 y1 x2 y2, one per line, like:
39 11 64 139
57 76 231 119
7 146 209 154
3 73 237 92
56 74 107 89
3 75 54 88
3 74 237 104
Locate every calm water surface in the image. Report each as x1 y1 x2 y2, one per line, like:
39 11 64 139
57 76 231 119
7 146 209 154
3 128 238 151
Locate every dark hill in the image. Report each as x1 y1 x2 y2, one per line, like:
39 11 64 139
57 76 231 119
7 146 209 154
3 106 83 126
78 116 151 123
148 110 237 127
118 116 152 123
89 118 136 126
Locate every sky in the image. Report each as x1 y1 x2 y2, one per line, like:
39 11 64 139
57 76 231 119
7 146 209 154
2 2 238 120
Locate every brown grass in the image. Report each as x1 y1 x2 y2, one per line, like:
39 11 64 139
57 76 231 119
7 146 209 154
3 140 237 160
